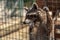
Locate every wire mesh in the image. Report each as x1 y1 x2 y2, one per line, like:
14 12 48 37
0 0 60 40
0 0 32 40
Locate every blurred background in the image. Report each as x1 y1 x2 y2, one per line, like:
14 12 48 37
0 0 36 40
0 0 60 40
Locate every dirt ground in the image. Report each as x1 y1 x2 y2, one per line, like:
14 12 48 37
0 17 29 40
1 26 29 40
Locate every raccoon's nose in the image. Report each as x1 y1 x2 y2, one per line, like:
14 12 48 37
22 21 26 24
22 19 31 24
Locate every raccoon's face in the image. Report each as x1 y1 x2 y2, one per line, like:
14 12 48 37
23 3 47 24
24 12 40 24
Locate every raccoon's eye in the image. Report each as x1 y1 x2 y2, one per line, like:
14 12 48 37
33 15 37 17
26 15 32 19
26 14 38 19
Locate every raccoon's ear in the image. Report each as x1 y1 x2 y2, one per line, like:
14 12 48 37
24 7 29 11
43 6 49 12
32 3 38 10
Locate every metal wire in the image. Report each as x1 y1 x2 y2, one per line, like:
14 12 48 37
0 0 60 40
0 0 29 40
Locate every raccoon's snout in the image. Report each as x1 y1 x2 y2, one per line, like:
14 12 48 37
23 19 31 24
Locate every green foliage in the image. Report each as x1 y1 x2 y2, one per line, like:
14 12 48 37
24 0 36 7
6 0 17 9
24 0 33 7
24 0 32 3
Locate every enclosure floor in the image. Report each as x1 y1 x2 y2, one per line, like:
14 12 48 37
1 26 29 40
0 17 29 40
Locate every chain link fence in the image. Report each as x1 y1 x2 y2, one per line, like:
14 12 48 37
0 0 60 40
0 0 35 40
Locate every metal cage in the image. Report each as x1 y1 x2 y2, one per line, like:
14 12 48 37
0 0 60 40
0 0 35 40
